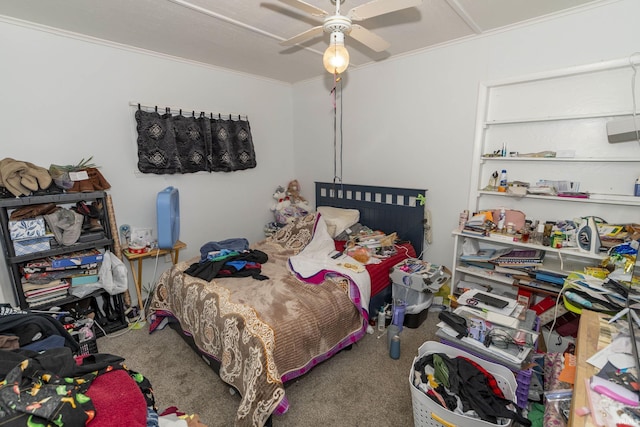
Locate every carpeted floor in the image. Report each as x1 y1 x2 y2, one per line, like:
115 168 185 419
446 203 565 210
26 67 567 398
96 310 441 427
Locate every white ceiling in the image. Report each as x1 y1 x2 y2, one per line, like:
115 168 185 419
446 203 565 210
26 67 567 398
0 0 608 83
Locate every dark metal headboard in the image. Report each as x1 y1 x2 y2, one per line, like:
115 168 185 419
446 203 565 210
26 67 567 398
315 182 427 256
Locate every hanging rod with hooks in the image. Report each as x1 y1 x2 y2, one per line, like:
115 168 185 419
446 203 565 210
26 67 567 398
129 101 248 121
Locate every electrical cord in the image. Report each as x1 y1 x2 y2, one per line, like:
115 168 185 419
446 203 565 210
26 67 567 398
483 327 534 349
546 275 627 346
394 243 411 258
331 73 344 184
139 249 162 325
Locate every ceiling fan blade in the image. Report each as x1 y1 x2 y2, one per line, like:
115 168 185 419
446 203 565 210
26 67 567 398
280 26 324 46
349 25 390 52
279 0 328 17
348 0 422 21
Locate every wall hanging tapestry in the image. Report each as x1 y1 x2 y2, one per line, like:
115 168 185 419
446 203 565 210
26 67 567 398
134 106 257 174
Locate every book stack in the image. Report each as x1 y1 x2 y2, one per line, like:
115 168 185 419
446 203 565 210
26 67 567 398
460 213 488 237
23 279 71 306
459 248 531 274
459 248 501 270
492 249 545 267
21 249 103 306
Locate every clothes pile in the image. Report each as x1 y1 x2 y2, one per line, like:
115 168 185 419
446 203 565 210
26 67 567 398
412 352 531 426
0 347 155 426
0 158 52 197
185 238 269 281
0 305 80 353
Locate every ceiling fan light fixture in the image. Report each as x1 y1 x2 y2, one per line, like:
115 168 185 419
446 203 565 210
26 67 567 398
323 32 349 75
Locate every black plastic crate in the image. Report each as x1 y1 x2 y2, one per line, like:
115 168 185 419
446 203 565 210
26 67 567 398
73 325 99 356
76 337 98 356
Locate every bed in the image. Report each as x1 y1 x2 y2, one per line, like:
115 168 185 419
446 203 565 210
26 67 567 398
148 182 427 427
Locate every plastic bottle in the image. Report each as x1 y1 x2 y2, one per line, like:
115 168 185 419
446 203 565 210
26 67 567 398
377 307 386 331
498 169 507 192
392 301 406 332
635 176 640 197
389 335 401 359
497 207 506 231
520 223 531 243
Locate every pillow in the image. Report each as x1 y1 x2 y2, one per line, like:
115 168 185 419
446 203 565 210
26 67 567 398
317 206 360 238
268 213 318 253
334 222 370 241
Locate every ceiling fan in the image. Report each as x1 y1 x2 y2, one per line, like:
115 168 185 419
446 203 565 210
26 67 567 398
279 0 422 74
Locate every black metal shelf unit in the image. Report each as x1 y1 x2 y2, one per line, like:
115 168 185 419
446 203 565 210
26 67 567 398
0 191 126 334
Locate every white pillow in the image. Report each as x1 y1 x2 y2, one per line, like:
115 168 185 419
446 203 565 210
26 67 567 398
317 206 360 238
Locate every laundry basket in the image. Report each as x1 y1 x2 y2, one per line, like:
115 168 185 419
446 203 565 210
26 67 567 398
409 341 518 427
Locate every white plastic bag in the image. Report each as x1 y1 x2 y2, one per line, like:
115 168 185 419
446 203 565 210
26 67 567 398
69 250 128 298
98 250 128 295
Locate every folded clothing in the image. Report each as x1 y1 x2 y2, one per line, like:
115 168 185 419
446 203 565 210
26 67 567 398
0 157 52 197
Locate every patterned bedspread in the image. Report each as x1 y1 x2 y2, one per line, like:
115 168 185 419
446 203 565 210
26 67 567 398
149 214 367 427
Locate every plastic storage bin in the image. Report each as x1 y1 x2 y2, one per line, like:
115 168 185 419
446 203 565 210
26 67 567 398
392 282 434 314
410 341 518 427
392 282 433 328
390 260 450 328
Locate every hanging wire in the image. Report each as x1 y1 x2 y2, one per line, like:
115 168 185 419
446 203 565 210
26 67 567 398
330 72 343 185
339 75 344 184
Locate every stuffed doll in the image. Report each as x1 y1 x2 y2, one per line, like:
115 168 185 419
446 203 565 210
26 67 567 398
271 186 290 212
286 180 306 204
287 179 312 212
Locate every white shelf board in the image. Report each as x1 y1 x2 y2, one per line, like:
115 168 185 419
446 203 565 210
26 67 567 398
480 157 640 162
454 265 515 285
484 110 636 126
452 230 609 262
476 191 640 206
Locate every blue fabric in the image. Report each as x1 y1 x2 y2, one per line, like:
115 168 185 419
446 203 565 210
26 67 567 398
200 238 249 262
207 249 239 261
146 407 159 427
226 260 247 270
22 335 66 352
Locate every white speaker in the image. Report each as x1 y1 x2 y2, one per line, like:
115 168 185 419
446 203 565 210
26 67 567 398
606 116 640 143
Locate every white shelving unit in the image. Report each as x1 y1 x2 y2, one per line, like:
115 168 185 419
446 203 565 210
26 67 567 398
452 57 640 296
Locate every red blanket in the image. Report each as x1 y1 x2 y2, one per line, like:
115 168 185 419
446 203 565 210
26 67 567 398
334 242 416 296
87 369 147 427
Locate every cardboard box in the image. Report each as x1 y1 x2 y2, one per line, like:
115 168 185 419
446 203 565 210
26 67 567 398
70 274 99 286
50 251 103 268
9 217 46 241
516 288 533 308
13 237 51 256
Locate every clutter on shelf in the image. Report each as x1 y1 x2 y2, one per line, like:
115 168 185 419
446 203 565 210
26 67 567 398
460 208 639 251
49 157 111 193
0 156 112 198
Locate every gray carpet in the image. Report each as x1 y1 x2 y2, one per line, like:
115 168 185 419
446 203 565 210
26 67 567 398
96 310 440 427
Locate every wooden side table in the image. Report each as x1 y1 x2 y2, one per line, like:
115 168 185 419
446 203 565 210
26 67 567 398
123 240 187 314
